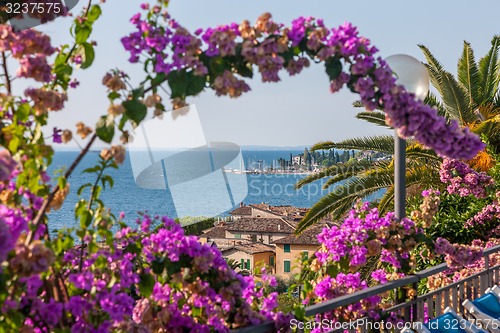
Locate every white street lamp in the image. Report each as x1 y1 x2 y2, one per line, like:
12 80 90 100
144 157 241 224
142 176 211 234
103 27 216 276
385 54 430 220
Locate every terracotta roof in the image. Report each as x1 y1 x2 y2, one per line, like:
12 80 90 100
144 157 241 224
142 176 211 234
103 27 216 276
200 226 227 239
273 222 330 245
226 218 296 233
250 204 308 218
229 206 252 216
221 242 275 255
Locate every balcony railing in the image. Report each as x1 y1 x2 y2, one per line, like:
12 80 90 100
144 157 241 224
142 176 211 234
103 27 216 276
231 244 500 333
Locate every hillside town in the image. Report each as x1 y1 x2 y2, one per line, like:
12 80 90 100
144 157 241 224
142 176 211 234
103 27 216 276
199 203 331 278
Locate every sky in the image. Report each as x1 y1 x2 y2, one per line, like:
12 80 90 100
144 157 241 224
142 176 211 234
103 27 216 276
23 0 500 148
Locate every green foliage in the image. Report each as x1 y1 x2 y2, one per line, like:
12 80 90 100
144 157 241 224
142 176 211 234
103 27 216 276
276 294 297 314
324 57 342 81
167 70 206 98
123 99 147 124
181 218 216 236
95 115 115 143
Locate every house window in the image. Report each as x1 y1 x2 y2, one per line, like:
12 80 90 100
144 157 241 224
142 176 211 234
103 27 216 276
284 260 291 273
302 251 309 260
251 234 257 242
270 256 275 267
284 244 291 253
240 259 244 269
256 215 261 217
234 234 241 239
247 259 251 270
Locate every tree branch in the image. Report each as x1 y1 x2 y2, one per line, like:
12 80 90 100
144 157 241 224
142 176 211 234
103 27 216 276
25 133 97 244
2 51 11 94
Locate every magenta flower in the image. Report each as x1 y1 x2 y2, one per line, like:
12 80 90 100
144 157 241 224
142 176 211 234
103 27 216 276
0 150 17 181
52 127 62 143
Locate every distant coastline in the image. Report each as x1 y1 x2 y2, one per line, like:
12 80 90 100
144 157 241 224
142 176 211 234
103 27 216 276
52 145 316 152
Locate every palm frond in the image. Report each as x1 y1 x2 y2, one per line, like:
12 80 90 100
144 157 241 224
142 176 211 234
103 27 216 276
441 72 475 124
295 159 374 189
424 93 448 118
356 111 392 129
296 172 394 233
321 161 388 189
378 165 439 215
471 117 500 137
478 35 500 104
313 135 395 154
352 100 364 108
310 141 336 151
378 185 394 214
405 144 441 162
458 40 481 107
419 45 445 95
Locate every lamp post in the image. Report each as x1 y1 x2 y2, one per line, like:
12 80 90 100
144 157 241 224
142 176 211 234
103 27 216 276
384 54 430 220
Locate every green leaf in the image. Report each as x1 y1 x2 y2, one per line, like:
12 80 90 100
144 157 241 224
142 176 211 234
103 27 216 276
167 70 188 98
101 175 114 189
57 176 67 190
95 115 115 143
75 22 92 44
325 57 342 81
138 273 155 297
81 43 95 69
208 57 226 76
150 72 167 88
82 165 100 174
236 63 253 78
77 183 92 196
108 92 121 100
79 210 92 229
16 103 30 121
151 258 165 275
8 136 19 152
186 71 206 96
123 100 147 124
54 63 73 88
118 114 129 131
132 87 145 100
86 5 102 23
191 307 202 317
125 242 141 255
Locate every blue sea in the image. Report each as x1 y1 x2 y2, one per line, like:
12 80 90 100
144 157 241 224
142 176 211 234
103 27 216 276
47 150 384 230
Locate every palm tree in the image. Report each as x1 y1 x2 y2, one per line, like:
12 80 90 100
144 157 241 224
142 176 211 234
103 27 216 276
419 36 500 169
296 36 500 233
295 130 441 233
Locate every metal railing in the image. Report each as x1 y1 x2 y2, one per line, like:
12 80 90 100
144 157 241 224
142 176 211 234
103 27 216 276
231 244 500 333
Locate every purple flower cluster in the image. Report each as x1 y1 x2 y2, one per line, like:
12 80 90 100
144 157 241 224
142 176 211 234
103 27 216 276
121 10 207 76
303 203 423 331
0 166 43 266
316 202 421 270
311 272 381 333
465 200 500 229
440 159 494 198
121 5 485 160
1 214 292 332
0 150 17 181
434 237 483 270
16 54 52 82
